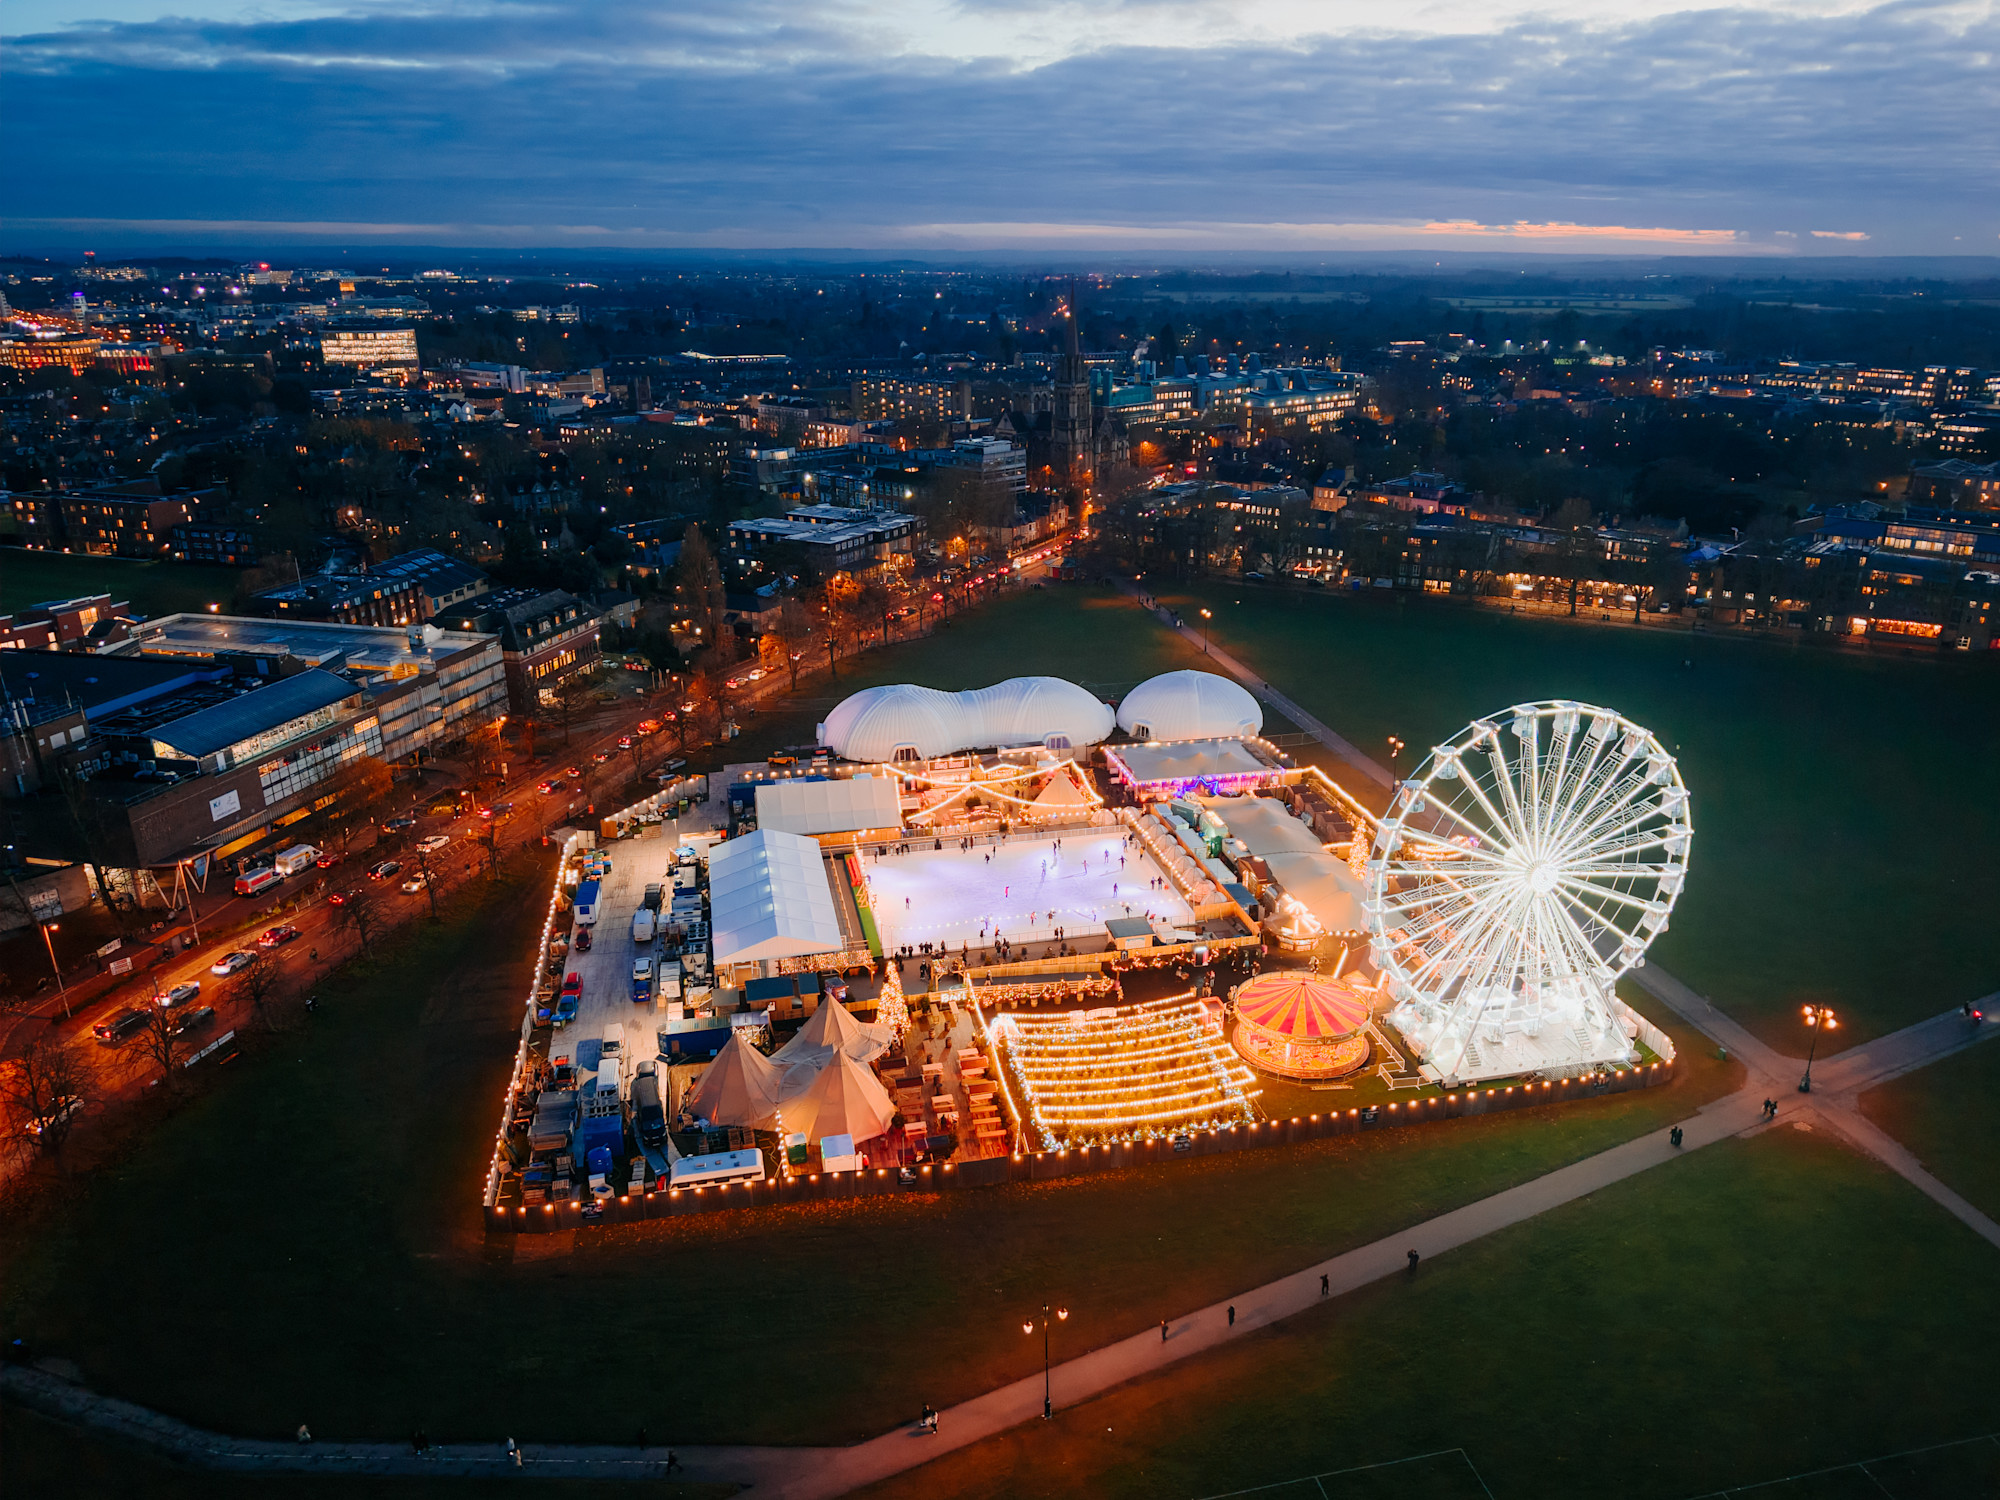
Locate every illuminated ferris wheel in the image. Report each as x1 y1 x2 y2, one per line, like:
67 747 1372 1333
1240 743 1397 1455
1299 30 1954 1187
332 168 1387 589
1362 701 1692 1081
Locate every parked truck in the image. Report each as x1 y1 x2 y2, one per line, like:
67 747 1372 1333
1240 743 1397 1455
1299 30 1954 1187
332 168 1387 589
273 844 320 878
642 883 664 912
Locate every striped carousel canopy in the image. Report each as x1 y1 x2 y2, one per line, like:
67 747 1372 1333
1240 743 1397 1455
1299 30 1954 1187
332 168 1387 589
1233 972 1370 1041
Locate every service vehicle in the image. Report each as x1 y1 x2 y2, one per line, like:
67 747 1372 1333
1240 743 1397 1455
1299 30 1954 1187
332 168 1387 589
158 980 201 1008
232 867 282 898
211 950 256 976
573 879 602 925
368 859 401 880
257 924 302 949
767 752 797 767
92 1008 150 1044
272 844 319 878
632 907 656 944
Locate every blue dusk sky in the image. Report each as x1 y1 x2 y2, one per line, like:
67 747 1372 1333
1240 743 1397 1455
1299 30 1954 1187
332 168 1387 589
4 0 1996 255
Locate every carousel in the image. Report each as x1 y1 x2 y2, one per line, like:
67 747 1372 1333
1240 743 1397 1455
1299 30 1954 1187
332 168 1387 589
1229 971 1375 1080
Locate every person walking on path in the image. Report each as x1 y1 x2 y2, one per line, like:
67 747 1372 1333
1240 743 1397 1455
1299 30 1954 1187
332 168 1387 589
296 1425 312 1444
1407 1249 1421 1273
665 1451 682 1474
1160 1319 1169 1342
1320 1273 1330 1296
1227 1305 1236 1327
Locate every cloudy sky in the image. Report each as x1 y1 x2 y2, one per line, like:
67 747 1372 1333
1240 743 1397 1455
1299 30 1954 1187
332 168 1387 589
5 0 1996 255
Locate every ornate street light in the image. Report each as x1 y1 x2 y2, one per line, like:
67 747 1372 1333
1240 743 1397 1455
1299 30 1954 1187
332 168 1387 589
1023 1303 1069 1419
1799 1004 1837 1092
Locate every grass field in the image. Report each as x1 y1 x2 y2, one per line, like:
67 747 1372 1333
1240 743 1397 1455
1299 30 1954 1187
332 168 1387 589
1860 1036 2000 1223
1156 582 2000 1048
0 548 246 619
0 850 1740 1450
850 1129 2000 1500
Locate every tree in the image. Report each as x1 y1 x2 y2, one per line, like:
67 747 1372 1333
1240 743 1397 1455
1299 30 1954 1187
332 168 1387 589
408 842 443 921
674 523 728 648
773 598 816 691
550 670 599 746
337 884 386 957
235 948 286 1031
4 1039 85 1156
137 1002 187 1091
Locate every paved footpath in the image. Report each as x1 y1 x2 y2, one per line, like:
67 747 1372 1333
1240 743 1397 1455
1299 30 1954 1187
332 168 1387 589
7 586 1999 1491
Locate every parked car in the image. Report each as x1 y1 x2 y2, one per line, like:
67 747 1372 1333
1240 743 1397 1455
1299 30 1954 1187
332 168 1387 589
400 874 429 894
23 1095 85 1135
257 924 303 949
314 851 344 870
416 834 450 852
665 758 687 772
767 752 797 767
573 926 593 952
368 860 402 880
168 1005 216 1038
92 1007 151 1044
384 815 418 833
158 980 201 1009
211 950 256 976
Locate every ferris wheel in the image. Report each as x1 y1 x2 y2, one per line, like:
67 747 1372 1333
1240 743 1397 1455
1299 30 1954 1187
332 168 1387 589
1362 701 1692 1080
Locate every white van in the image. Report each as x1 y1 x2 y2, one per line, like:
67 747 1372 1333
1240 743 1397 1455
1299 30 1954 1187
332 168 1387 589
273 844 319 878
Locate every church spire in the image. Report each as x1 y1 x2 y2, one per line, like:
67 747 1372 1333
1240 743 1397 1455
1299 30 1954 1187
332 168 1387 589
1065 276 1081 358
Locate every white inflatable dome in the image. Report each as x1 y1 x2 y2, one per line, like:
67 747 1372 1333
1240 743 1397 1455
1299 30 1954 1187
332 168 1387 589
819 676 1114 763
1117 670 1263 742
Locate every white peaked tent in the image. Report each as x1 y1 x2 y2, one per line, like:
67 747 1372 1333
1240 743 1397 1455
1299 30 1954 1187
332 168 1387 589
771 993 894 1071
782 1048 897 1145
686 1032 786 1130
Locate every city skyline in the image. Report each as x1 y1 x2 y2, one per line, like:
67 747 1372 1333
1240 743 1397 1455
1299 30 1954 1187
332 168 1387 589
6 0 1997 255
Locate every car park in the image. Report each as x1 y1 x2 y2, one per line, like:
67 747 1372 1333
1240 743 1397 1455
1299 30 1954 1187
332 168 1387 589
368 860 401 880
416 834 450 852
158 980 201 1008
258 924 303 949
93 1007 151 1044
168 1005 216 1038
211 950 256 976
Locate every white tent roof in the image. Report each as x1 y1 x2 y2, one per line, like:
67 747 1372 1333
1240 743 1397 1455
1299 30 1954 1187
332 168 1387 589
819 676 1113 762
1262 850 1367 935
1197 794 1322 857
687 1032 786 1130
782 1048 897 1145
755 774 902 837
771 994 893 1071
707 829 846 965
1117 670 1264 742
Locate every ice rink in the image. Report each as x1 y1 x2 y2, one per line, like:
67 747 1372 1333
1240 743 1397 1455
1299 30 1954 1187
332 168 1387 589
864 831 1196 952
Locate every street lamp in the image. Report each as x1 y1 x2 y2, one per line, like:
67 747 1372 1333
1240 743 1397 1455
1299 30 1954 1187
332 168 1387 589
1199 607 1212 653
38 920 71 1018
1799 1004 1837 1092
1023 1303 1069 1419
1387 736 1405 760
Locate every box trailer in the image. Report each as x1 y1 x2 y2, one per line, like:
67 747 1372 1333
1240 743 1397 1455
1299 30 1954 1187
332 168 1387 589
573 879 602 925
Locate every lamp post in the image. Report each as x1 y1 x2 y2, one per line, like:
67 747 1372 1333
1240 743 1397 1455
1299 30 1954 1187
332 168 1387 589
38 920 71 1019
1387 736 1405 761
1799 1004 1837 1092
1023 1303 1069 1419
1199 607 1212 653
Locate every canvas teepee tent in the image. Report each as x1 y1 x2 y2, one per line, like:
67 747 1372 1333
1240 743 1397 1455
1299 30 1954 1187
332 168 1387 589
770 993 893 1071
686 1032 786 1131
782 1048 897 1145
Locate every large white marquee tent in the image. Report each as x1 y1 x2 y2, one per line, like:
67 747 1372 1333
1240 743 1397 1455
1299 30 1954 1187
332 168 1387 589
706 829 846 966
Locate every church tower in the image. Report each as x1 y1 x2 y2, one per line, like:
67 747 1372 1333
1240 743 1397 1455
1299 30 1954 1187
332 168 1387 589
1050 278 1093 487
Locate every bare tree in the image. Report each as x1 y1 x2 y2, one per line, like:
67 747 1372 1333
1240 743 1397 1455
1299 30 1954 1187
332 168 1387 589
235 948 287 1031
337 884 387 957
136 1002 186 1090
550 670 598 746
4 1039 86 1154
409 842 443 921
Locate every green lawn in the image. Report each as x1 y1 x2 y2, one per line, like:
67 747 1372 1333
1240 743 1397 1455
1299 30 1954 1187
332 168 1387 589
0 856 1740 1449
1860 1037 2000 1223
1158 582 2000 1049
0 548 245 618
851 1129 2000 1500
